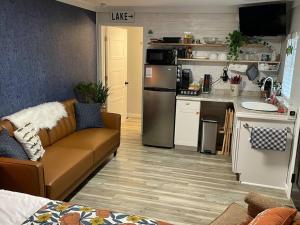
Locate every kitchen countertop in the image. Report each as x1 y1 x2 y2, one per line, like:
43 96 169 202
177 94 295 122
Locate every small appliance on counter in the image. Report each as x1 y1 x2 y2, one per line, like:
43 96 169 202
181 69 192 89
202 74 212 93
179 81 201 96
146 49 177 65
178 89 201 96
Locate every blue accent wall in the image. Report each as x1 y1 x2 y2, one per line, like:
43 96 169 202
0 0 97 117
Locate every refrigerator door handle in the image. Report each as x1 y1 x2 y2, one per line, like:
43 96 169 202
144 87 176 92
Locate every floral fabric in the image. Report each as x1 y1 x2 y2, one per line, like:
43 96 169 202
22 201 172 225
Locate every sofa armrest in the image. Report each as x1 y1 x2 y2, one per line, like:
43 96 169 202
102 112 121 131
0 157 45 197
244 192 284 217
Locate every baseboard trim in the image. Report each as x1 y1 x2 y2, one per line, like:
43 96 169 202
127 113 141 119
240 181 285 190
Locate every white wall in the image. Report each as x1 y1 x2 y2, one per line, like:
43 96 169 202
126 27 143 118
289 5 300 107
285 4 300 198
97 9 283 93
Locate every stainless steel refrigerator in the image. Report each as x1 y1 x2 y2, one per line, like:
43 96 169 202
142 65 177 148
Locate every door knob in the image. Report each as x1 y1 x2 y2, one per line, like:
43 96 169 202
125 81 129 85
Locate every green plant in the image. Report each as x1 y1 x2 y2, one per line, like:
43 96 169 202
286 45 293 56
74 81 109 105
225 30 246 61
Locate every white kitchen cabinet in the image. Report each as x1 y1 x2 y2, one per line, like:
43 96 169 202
233 118 294 189
175 100 201 148
231 115 241 174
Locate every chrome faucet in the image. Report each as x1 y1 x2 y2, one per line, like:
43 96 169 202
261 77 274 100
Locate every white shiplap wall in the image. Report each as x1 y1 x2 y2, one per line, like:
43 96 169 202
97 10 280 91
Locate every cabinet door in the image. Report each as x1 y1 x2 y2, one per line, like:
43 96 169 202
231 117 241 173
237 119 294 188
174 100 200 147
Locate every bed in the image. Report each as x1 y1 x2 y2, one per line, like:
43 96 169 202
0 190 171 225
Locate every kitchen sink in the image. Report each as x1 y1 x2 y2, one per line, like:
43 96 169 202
241 101 278 112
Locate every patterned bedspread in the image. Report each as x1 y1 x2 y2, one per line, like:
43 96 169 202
22 201 172 225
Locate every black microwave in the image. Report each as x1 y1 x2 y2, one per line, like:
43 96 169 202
146 49 177 65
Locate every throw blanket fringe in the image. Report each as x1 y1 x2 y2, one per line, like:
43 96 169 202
3 102 67 130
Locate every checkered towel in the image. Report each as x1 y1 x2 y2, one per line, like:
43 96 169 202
250 127 287 151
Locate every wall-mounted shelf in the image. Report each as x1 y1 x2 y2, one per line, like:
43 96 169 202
148 42 226 47
178 58 281 64
148 42 269 49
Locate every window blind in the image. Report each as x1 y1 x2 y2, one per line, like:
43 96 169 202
282 35 298 99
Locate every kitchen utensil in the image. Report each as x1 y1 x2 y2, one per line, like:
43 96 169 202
246 64 259 81
230 75 241 84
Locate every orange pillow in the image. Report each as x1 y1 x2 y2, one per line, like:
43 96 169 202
248 207 297 225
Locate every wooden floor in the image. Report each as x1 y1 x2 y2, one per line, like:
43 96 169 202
72 118 290 225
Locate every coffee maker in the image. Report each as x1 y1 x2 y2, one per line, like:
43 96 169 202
202 74 212 93
181 69 192 89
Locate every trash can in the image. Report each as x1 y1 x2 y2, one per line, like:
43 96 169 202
199 118 218 154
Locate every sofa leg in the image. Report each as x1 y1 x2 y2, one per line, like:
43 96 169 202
114 151 118 157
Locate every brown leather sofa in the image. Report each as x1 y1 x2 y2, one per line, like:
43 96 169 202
0 99 121 200
210 192 298 225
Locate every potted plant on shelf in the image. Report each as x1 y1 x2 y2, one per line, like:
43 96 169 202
74 81 109 111
225 30 246 61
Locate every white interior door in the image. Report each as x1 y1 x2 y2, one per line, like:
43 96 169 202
106 27 128 121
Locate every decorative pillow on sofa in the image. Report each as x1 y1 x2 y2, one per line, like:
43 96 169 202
75 103 104 130
0 128 29 160
14 123 45 161
249 207 297 225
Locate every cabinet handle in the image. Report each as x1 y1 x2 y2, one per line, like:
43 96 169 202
196 112 200 115
185 103 190 105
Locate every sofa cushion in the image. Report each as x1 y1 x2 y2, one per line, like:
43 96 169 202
14 123 45 161
0 128 29 160
47 100 77 145
42 145 93 199
209 203 252 225
75 103 104 130
53 128 120 164
249 207 297 225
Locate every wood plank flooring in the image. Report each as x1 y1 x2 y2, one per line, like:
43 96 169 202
71 118 290 225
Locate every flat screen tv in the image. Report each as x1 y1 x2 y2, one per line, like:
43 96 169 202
239 3 287 36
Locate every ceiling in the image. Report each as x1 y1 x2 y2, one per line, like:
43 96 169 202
58 0 297 12
84 0 280 7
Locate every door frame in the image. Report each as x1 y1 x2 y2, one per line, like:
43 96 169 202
100 25 144 122
104 26 128 121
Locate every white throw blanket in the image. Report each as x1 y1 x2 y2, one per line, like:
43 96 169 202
3 102 67 130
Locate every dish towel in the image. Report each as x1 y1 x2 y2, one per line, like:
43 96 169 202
250 127 288 151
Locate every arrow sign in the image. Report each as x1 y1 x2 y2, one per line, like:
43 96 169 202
111 11 135 23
